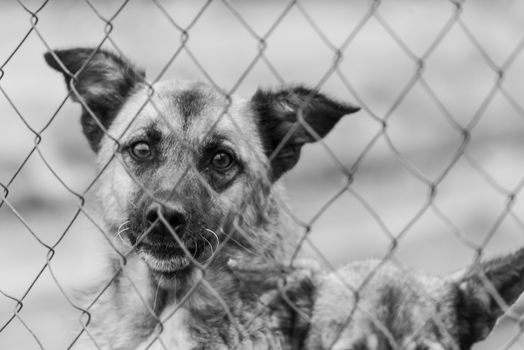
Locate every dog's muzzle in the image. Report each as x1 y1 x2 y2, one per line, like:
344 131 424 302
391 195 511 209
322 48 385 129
135 203 204 275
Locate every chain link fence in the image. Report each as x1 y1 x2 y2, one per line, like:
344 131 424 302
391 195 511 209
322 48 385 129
2 0 524 349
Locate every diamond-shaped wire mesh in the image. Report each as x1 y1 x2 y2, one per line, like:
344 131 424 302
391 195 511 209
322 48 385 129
2 0 524 349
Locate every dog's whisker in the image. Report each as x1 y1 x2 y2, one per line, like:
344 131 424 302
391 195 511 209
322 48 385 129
192 239 199 259
153 277 162 311
117 227 130 236
203 228 220 252
199 232 218 264
200 235 214 259
117 220 130 232
203 228 220 247
205 238 216 257
116 227 127 238
115 221 132 245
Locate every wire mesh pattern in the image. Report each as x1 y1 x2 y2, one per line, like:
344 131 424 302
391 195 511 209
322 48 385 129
1 0 524 349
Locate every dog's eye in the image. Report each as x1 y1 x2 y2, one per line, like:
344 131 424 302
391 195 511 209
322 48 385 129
211 151 234 171
130 141 152 160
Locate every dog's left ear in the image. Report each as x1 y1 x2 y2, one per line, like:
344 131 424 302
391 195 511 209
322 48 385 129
251 86 360 181
454 248 524 348
44 48 145 152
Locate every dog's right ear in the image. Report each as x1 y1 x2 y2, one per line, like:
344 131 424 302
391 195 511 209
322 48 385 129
44 48 145 152
454 248 524 348
251 86 359 181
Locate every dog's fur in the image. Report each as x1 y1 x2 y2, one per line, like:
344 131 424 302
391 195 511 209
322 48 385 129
231 249 524 350
305 248 524 350
45 47 359 349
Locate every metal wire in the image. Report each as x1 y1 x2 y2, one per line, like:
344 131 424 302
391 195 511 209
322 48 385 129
1 0 524 349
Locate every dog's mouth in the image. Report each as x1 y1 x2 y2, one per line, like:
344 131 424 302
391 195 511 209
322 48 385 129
137 240 202 274
131 223 212 278
122 218 220 279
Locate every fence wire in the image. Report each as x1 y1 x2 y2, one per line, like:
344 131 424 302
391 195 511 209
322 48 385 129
1 0 524 349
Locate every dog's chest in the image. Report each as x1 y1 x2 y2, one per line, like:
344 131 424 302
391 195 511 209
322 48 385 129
137 307 196 350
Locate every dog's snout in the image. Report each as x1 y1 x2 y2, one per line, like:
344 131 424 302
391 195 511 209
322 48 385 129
146 203 187 230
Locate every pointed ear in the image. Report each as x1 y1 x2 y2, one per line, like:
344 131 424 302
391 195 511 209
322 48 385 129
251 86 360 181
44 47 145 152
454 248 524 347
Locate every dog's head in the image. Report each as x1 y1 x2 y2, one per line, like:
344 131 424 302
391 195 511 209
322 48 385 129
45 48 359 285
308 249 524 350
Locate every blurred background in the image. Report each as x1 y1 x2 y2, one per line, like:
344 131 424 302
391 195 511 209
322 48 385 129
1 0 524 348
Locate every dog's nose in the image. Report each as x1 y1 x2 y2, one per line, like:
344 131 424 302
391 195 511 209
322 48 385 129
146 202 187 231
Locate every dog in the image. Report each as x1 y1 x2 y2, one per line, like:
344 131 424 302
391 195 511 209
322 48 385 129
230 248 524 350
44 47 360 349
305 248 524 350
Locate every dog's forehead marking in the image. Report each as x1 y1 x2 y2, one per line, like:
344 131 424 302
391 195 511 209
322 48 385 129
110 80 247 138
157 80 224 119
174 88 207 125
152 81 258 155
